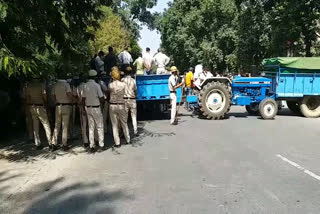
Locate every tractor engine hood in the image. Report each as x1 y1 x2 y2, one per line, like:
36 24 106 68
232 77 272 86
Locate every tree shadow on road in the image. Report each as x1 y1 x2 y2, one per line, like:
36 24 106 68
0 127 116 163
0 171 133 214
130 121 175 147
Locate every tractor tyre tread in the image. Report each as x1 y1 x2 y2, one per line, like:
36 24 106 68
198 81 231 120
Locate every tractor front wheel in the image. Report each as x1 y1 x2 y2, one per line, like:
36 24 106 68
259 98 278 120
198 82 231 120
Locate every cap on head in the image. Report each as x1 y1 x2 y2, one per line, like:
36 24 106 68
189 67 194 72
171 66 178 73
88 69 97 77
111 67 121 80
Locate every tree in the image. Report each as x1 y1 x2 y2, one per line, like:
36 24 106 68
158 0 238 73
0 0 157 77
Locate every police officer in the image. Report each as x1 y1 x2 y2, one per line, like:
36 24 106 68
51 73 74 151
109 67 130 148
99 72 109 133
25 74 52 149
169 66 184 125
122 67 138 135
81 70 105 153
76 74 89 147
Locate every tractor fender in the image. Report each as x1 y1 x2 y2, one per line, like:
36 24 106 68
200 77 231 89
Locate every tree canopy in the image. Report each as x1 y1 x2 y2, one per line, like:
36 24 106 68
158 0 320 73
0 0 157 77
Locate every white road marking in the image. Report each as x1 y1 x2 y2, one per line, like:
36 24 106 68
277 154 320 181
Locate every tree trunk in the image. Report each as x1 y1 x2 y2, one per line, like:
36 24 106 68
305 39 312 57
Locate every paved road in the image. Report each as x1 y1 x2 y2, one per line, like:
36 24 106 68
0 106 320 214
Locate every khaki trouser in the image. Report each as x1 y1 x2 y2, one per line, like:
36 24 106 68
52 105 71 146
103 101 109 133
30 105 52 146
125 100 137 134
170 93 177 124
157 67 168 75
79 105 88 144
25 105 33 140
109 104 130 145
68 105 76 139
86 107 104 148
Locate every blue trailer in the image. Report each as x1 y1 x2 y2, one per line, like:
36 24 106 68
136 57 320 120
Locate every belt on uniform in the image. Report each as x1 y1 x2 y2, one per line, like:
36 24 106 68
56 103 72 106
109 103 124 105
86 105 100 108
123 97 136 100
29 104 44 106
170 91 176 94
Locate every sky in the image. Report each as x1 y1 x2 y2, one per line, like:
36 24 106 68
138 0 171 55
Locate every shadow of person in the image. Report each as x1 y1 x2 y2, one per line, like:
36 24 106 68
1 176 133 214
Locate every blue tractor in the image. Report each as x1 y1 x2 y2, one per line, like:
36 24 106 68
137 57 320 120
194 75 277 120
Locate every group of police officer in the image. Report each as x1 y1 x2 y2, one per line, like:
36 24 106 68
24 66 137 153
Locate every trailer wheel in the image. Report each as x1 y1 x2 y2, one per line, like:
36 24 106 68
259 98 278 120
286 101 301 115
300 96 320 118
198 82 231 120
245 104 259 115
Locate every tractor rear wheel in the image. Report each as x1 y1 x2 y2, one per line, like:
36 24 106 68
259 98 278 120
286 101 301 115
198 81 231 120
245 104 259 115
300 96 320 118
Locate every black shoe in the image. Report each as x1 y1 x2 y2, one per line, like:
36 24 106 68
48 144 53 149
51 145 58 152
114 144 121 148
89 148 96 153
97 146 105 152
84 143 89 148
36 145 43 150
62 145 70 151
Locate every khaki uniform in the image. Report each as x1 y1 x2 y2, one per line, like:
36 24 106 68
81 79 104 148
169 75 178 124
76 83 88 145
26 80 52 146
99 80 109 133
122 75 138 134
52 80 72 146
109 80 130 145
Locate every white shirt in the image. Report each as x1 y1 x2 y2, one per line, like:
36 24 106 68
52 80 72 104
81 80 104 106
95 56 104 72
122 75 137 98
199 71 213 80
194 64 203 80
168 75 178 92
143 52 153 69
118 51 133 65
153 52 170 68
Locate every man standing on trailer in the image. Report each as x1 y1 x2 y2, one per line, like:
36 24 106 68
153 48 170 75
168 66 184 125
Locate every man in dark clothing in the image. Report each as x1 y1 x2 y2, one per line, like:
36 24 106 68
104 46 118 74
90 54 97 70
